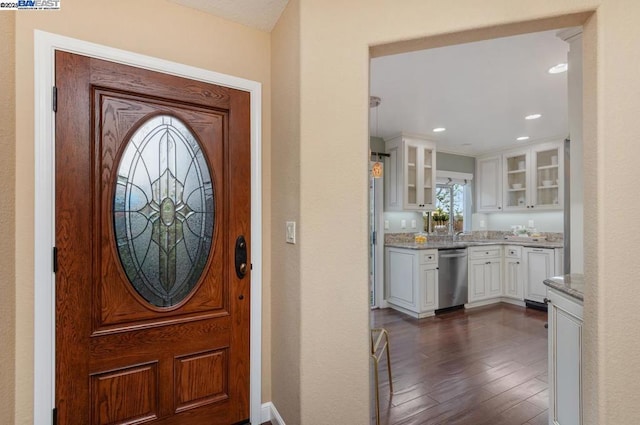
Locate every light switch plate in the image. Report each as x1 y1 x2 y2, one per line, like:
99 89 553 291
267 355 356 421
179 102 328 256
384 220 389 230
411 219 416 228
286 221 296 244
401 219 406 228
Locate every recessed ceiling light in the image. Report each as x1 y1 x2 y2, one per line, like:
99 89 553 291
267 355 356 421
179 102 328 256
517 136 530 141
525 114 542 120
548 63 568 74
433 127 446 132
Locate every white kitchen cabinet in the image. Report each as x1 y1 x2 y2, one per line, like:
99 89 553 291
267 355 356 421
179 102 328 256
385 134 436 211
523 247 555 303
548 287 583 425
476 155 503 212
385 247 438 318
502 142 564 211
502 149 530 210
503 245 524 300
420 264 438 312
530 143 564 210
468 246 502 303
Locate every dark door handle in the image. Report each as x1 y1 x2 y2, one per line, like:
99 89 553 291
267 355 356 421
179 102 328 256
235 235 248 279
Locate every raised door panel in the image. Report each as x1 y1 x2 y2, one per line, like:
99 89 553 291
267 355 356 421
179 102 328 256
420 266 438 311
524 249 554 303
486 261 502 297
477 156 502 212
385 143 401 211
504 259 523 299
468 260 487 302
387 249 417 310
549 290 583 425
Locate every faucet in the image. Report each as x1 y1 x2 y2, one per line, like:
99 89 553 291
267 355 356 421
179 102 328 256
453 231 465 241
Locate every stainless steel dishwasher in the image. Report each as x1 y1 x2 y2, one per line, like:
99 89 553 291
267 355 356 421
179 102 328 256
437 248 468 310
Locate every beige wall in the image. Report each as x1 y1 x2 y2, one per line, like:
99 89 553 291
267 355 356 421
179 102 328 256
271 0 638 423
8 0 640 424
12 1 271 422
270 0 302 422
0 12 16 425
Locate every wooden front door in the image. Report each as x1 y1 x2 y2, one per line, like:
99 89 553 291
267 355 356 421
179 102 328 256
55 51 251 425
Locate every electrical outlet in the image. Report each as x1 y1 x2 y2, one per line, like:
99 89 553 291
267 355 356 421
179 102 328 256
384 220 389 230
286 221 296 244
401 219 406 228
411 219 416 228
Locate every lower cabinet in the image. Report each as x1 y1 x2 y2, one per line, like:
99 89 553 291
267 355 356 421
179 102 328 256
523 248 555 303
420 264 438 312
468 246 502 304
548 287 583 425
504 245 524 300
385 247 439 318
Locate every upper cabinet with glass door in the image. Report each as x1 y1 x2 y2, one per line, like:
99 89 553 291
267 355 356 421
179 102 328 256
385 134 437 211
531 143 563 209
503 149 530 210
501 141 563 211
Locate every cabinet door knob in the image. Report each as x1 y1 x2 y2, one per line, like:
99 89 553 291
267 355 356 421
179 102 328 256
544 297 551 305
516 261 520 264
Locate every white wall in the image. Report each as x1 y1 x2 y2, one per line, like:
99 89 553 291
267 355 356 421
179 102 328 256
484 211 564 232
383 211 424 233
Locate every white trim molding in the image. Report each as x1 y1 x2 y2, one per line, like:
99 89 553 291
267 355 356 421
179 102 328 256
261 402 286 425
33 30 262 425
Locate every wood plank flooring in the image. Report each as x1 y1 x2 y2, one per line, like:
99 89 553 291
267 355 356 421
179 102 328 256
371 303 548 425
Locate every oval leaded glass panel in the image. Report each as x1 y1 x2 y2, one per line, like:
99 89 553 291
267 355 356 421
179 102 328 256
114 115 214 308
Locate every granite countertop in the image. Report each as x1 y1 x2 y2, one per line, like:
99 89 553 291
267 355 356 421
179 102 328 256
385 239 564 250
543 274 584 301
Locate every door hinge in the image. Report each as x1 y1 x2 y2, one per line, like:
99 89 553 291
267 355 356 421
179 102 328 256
52 407 58 425
52 86 58 112
372 230 377 245
52 247 58 273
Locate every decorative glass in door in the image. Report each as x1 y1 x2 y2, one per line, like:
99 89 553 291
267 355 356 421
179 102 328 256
406 145 418 205
113 115 215 308
534 148 560 207
422 147 433 208
505 152 528 209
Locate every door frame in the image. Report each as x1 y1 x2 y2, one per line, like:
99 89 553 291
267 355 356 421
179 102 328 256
33 30 263 425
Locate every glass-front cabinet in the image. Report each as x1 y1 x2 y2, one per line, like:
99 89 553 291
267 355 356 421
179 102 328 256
501 141 563 211
385 134 436 211
531 144 563 209
503 149 530 210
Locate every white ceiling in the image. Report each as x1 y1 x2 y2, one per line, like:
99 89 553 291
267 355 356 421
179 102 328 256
168 0 289 32
370 30 570 156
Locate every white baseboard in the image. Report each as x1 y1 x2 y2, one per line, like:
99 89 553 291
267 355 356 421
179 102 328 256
466 297 527 309
261 402 286 425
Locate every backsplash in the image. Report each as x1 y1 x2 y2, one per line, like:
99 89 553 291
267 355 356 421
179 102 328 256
385 231 564 244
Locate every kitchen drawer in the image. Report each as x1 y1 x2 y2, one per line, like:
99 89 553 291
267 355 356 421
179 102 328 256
468 246 502 259
504 245 522 259
420 250 438 265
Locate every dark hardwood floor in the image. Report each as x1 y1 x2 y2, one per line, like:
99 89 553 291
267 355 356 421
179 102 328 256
371 303 548 425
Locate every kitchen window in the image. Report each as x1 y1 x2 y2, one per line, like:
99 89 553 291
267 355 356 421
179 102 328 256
428 171 473 233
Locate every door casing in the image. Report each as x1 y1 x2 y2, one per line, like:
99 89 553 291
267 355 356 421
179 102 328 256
33 30 263 425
